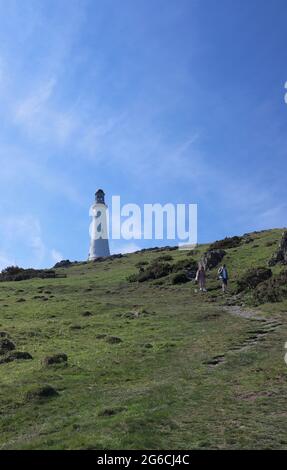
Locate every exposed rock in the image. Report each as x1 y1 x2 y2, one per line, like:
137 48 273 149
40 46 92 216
201 249 226 270
69 324 82 330
121 309 153 319
236 267 272 293
105 336 122 344
96 333 107 339
252 269 287 304
0 338 16 355
0 351 32 364
268 231 287 266
0 331 10 338
25 385 58 400
98 407 125 417
81 311 93 317
42 353 68 366
205 355 225 367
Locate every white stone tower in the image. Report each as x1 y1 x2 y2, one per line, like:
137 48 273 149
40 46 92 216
88 189 110 260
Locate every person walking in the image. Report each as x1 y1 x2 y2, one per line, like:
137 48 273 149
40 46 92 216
218 264 228 293
196 264 207 292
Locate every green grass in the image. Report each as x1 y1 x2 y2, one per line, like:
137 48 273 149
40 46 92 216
0 228 287 449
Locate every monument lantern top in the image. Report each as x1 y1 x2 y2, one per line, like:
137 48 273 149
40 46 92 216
95 189 105 204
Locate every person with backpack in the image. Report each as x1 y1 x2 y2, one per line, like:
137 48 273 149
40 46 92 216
218 264 228 293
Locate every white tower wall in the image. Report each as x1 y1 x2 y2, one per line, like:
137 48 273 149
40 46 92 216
89 190 110 260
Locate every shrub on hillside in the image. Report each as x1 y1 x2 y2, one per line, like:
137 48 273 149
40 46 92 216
171 272 190 284
53 259 72 268
236 267 272 293
154 254 173 262
265 240 277 247
172 258 198 273
128 261 172 283
251 270 287 304
128 256 200 283
135 246 177 254
1 266 24 275
127 273 139 282
135 261 149 268
209 236 242 250
0 267 56 282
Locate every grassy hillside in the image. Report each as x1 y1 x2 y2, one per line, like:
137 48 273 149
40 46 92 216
0 228 287 449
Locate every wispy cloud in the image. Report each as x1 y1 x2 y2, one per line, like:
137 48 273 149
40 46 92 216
0 215 63 269
15 77 56 121
13 77 79 145
51 248 64 264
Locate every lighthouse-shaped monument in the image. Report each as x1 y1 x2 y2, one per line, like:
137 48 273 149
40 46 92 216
88 189 110 260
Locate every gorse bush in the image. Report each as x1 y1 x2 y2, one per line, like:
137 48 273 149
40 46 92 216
128 257 197 283
252 270 287 305
172 258 198 273
154 254 174 262
0 266 56 282
135 261 149 268
1 266 24 276
236 267 272 293
128 261 172 283
171 272 190 284
209 236 242 250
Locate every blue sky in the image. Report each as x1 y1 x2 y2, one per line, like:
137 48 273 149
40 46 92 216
0 0 287 268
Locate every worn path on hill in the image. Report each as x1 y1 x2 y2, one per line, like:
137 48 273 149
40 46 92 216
206 303 282 367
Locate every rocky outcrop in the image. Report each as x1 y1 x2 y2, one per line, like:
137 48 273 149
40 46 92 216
268 231 287 266
25 385 59 401
0 338 16 355
42 353 68 366
0 351 32 365
252 269 287 304
236 267 272 293
202 249 226 270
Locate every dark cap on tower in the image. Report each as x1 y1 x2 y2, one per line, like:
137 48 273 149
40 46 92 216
95 189 105 204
